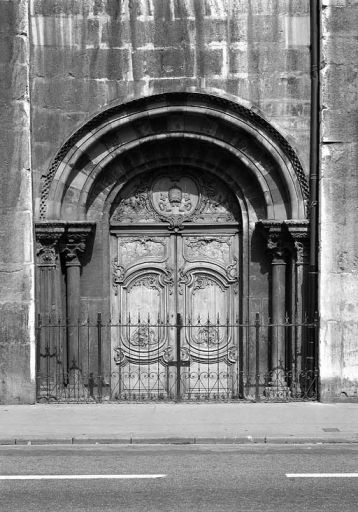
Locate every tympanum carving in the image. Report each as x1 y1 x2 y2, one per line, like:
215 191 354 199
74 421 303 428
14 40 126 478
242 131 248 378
110 169 240 227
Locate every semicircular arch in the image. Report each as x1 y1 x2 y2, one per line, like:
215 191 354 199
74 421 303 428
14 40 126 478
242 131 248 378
40 92 308 222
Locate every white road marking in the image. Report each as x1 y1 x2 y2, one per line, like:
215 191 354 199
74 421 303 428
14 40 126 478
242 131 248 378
0 474 166 480
286 473 358 478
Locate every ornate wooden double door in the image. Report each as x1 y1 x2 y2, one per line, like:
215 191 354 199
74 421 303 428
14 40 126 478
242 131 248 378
110 170 241 400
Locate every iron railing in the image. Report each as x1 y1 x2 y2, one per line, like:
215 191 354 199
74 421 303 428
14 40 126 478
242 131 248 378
36 314 319 403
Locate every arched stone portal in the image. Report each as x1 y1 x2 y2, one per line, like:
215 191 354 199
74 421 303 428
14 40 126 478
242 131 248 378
35 92 310 402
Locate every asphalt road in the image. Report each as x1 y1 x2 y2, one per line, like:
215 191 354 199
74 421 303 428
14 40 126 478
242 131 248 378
0 444 357 511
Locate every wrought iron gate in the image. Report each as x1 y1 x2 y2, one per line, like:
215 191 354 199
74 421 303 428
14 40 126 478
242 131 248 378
36 314 318 403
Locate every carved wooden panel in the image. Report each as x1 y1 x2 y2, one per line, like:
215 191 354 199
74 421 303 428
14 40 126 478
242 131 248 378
178 234 239 363
110 169 241 399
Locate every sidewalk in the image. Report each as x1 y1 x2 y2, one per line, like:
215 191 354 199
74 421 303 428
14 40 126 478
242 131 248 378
0 402 357 445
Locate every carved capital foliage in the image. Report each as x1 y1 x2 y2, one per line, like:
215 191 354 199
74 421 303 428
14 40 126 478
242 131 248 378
283 220 309 265
266 235 287 262
294 240 309 265
35 222 66 267
60 223 95 266
61 234 87 265
256 221 288 262
257 220 309 264
36 233 62 266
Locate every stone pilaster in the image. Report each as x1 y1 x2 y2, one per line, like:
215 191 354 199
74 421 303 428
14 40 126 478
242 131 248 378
257 221 290 399
284 221 310 394
58 223 94 401
35 223 66 318
60 224 94 371
35 223 66 399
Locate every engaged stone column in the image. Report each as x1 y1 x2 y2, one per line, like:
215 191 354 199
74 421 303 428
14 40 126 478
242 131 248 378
36 228 64 318
60 224 94 399
285 221 309 395
35 223 65 396
267 234 288 391
257 221 290 399
61 231 88 371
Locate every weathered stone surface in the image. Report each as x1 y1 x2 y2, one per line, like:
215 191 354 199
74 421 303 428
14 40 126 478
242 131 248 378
0 0 320 403
29 0 311 207
320 2 358 401
0 0 35 404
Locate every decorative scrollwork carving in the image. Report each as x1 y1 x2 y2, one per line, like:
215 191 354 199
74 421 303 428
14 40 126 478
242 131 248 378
111 169 241 228
130 325 158 347
180 347 190 361
192 274 225 295
129 274 161 292
113 346 126 366
226 257 239 281
163 346 174 364
161 265 175 295
112 258 125 295
178 267 191 295
185 236 232 263
194 323 223 346
36 233 62 266
228 345 238 363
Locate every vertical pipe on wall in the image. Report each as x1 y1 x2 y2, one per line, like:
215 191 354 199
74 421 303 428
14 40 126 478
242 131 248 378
308 0 320 373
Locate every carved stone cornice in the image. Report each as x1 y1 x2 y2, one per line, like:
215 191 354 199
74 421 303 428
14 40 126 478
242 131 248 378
282 220 309 240
35 222 66 267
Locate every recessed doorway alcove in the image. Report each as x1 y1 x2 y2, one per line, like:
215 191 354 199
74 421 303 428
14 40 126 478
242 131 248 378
34 92 313 402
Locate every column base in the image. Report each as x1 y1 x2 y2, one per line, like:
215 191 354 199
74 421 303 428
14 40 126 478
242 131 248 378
264 384 291 400
264 369 291 400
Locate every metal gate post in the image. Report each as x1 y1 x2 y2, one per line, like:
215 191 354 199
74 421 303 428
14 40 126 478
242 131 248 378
176 313 182 401
97 312 102 402
255 313 261 402
36 313 42 398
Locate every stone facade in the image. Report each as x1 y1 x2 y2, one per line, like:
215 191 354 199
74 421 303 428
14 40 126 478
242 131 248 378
320 0 358 400
0 0 35 403
0 0 355 403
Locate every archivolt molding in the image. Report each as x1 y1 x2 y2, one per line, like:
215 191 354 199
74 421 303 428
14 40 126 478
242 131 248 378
39 92 308 221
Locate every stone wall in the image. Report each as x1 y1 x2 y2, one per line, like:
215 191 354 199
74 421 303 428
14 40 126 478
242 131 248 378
0 0 314 404
30 0 311 216
0 0 35 403
320 0 358 400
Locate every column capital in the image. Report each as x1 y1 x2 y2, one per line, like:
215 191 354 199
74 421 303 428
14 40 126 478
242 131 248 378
61 223 95 266
35 222 66 267
282 220 309 265
256 220 287 262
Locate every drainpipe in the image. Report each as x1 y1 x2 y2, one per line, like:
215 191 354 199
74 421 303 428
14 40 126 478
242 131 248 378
307 0 320 374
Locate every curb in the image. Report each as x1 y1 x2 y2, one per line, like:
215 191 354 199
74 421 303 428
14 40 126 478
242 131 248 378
1 436 358 446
